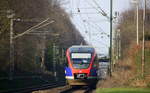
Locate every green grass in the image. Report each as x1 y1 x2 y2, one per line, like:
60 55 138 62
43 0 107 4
96 88 150 93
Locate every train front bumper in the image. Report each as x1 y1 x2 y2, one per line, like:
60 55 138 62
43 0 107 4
66 77 98 85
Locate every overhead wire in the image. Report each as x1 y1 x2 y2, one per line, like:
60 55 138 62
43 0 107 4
87 22 108 36
77 0 81 9
76 1 92 43
91 38 109 47
73 17 84 31
86 0 109 19
72 15 87 35
13 18 54 39
71 12 101 15
92 0 109 17
83 12 92 43
70 0 73 16
78 10 89 35
69 0 88 38
85 14 109 37
92 22 110 36
84 13 109 47
86 21 108 43
84 14 99 34
70 0 109 47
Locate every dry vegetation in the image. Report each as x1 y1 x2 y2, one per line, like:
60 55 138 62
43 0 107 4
97 44 144 88
97 1 150 88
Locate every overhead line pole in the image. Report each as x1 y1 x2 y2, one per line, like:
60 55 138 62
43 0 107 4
142 0 146 77
131 0 139 45
136 0 139 45
9 18 14 80
109 0 113 77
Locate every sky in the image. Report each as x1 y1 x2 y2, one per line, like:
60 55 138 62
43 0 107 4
62 0 131 56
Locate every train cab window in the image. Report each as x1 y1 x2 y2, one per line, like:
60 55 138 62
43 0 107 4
71 53 91 64
70 53 92 69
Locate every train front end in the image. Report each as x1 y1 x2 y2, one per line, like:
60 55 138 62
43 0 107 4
65 46 98 86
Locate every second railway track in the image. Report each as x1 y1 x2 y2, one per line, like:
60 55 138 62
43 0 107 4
2 81 66 93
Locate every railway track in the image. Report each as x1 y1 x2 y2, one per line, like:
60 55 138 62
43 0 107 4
60 86 93 93
1 81 66 93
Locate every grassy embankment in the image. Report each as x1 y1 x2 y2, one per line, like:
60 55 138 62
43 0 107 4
96 44 150 93
96 88 150 93
134 48 150 87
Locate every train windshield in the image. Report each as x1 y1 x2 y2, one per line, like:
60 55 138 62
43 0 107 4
71 53 92 69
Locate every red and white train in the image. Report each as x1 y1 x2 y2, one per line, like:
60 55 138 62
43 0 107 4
65 45 98 86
